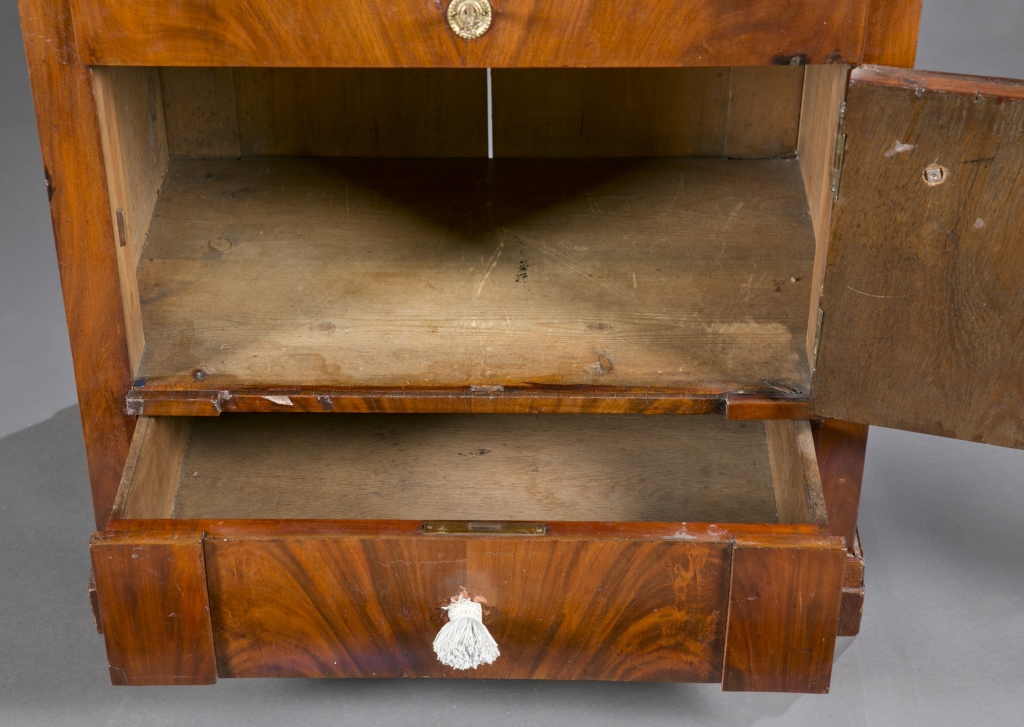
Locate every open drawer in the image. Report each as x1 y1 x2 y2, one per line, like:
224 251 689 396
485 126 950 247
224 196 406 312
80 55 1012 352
92 414 845 691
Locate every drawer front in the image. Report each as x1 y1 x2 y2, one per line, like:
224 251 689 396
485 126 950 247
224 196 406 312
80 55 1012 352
204 534 733 681
70 0 868 68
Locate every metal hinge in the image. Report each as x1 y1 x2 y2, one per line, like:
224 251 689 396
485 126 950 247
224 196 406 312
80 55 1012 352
813 307 824 364
831 102 847 200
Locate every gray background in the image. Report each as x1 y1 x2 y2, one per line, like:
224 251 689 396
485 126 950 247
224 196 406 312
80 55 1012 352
2 1 1023 723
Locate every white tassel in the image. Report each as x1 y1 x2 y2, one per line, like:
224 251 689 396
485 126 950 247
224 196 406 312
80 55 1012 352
433 596 500 670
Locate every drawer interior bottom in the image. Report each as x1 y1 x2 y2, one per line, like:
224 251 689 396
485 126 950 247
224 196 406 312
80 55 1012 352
114 414 824 525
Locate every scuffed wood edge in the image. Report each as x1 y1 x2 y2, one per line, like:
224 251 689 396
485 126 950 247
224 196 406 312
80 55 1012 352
765 420 828 526
798 64 850 369
852 64 1024 100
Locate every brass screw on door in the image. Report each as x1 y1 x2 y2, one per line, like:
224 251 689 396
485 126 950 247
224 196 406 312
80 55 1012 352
447 0 492 39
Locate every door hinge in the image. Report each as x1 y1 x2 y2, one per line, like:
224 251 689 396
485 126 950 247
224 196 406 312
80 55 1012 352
813 307 824 365
831 102 847 201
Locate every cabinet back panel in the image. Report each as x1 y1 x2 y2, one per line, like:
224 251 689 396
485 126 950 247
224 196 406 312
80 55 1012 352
158 68 803 160
492 67 803 158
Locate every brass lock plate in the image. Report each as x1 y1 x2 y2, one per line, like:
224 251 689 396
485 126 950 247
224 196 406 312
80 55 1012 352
447 0 492 40
422 521 547 535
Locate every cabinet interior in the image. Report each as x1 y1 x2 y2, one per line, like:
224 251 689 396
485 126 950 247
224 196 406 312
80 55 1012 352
93 65 848 413
111 414 827 526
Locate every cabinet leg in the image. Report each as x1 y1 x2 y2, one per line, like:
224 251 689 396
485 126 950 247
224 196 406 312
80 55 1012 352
812 419 869 637
812 419 868 553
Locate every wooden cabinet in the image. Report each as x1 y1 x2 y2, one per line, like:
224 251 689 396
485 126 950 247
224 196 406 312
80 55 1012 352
19 0 1023 693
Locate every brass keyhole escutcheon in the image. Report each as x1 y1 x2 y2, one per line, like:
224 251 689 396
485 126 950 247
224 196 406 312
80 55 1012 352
447 0 492 39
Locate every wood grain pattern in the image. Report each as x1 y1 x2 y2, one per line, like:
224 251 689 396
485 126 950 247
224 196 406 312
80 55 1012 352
724 67 805 159
204 535 732 681
92 66 167 372
725 396 811 420
127 386 726 417
765 420 828 526
492 69 730 158
168 414 782 524
91 529 216 685
863 0 922 67
134 157 815 405
812 419 868 552
109 516 824 542
722 536 845 692
797 64 849 365
234 69 487 158
69 0 869 68
492 67 802 159
811 67 1024 449
159 68 241 158
111 417 191 520
19 0 136 527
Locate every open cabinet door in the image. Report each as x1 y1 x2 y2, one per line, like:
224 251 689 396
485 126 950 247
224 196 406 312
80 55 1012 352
811 66 1024 449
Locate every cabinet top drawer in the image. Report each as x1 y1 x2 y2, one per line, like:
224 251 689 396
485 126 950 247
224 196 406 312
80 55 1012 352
69 0 869 68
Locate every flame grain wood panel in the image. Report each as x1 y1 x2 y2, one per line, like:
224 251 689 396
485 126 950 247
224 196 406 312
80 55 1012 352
203 535 733 681
133 157 815 408
68 0 869 68
811 67 1024 449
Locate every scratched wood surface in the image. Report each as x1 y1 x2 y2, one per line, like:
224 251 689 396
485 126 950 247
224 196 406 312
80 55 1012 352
812 67 1024 449
135 157 815 400
204 535 732 681
167 414 782 523
68 0 868 68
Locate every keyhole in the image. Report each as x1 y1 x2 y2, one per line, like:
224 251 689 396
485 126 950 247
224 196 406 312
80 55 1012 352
460 1 480 25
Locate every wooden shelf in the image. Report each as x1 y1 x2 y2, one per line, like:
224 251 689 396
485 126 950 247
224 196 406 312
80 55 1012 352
132 156 815 415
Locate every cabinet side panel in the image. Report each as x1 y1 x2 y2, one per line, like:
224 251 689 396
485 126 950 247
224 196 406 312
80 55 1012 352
92 66 169 371
91 530 217 685
18 0 136 527
812 68 1024 449
723 538 845 692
